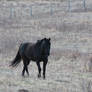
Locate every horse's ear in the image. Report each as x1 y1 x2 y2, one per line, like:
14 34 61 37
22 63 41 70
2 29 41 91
48 38 51 41
44 38 46 40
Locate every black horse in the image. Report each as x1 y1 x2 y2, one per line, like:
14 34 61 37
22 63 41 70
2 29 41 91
10 38 51 79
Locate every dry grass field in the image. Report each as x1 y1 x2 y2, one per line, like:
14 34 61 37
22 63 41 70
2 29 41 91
0 0 92 92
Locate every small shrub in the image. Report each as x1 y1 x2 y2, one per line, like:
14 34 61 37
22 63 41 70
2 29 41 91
18 89 29 92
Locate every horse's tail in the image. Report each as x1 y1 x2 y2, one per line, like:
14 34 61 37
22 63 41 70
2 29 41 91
10 50 21 67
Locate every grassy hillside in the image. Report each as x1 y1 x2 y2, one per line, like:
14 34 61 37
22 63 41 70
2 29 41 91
0 1 92 92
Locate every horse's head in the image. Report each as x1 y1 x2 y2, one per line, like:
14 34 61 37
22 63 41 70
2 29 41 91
41 38 51 57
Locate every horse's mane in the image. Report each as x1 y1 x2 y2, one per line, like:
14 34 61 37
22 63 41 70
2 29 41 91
36 38 46 45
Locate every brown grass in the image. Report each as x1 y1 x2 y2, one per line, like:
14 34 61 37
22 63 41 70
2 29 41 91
0 1 92 92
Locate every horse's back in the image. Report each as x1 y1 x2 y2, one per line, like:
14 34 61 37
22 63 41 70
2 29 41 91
19 42 34 56
19 42 41 60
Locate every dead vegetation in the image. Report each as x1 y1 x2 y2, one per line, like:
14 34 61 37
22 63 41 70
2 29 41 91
0 1 92 92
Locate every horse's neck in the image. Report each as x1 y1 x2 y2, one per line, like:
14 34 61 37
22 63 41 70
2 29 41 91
35 42 41 49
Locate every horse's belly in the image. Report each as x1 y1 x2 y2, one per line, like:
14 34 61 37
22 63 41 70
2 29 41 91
29 55 44 62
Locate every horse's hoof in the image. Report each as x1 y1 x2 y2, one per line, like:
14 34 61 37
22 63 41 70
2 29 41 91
43 76 46 79
38 74 41 78
22 76 25 78
22 74 25 78
27 74 29 77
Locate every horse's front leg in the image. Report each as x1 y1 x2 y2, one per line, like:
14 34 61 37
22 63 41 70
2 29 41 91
36 61 41 78
43 59 48 79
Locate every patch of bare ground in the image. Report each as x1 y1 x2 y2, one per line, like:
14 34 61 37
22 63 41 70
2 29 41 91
0 1 92 92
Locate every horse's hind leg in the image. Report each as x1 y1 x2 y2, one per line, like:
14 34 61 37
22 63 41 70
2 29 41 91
22 65 26 77
22 63 29 77
22 56 30 77
36 62 41 78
